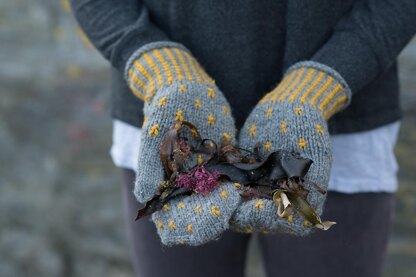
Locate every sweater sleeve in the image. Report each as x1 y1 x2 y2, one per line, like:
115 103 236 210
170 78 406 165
311 0 416 94
70 0 170 73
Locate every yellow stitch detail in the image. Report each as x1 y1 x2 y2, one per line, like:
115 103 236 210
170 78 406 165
197 154 204 165
223 105 229 115
129 84 146 101
288 68 316 102
287 214 293 223
280 120 287 134
278 68 305 102
158 96 167 108
168 220 176 230
175 109 184 122
129 70 147 95
300 71 325 103
262 228 269 234
254 200 264 209
268 71 297 103
179 84 187 92
195 98 201 109
143 53 163 89
264 140 272 152
156 220 164 229
130 61 154 99
149 124 160 137
233 182 241 188
310 76 334 105
186 224 193 233
132 60 153 92
319 84 343 111
184 52 203 83
295 106 303 116
211 205 221 216
163 203 170 212
324 95 348 120
298 138 307 150
221 190 228 199
177 202 185 209
222 132 231 143
194 205 202 213
316 124 324 135
245 227 253 233
144 94 151 104
174 49 193 82
182 51 197 82
163 48 184 82
154 49 173 86
266 107 273 119
259 91 272 105
207 114 215 125
207 88 216 98
249 124 256 137
303 220 310 228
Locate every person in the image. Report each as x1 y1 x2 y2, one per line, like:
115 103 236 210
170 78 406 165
70 1 416 276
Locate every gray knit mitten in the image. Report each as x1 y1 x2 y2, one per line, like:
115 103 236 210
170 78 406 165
231 62 351 235
126 42 240 246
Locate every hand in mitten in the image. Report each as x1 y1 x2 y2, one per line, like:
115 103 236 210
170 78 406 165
231 62 351 235
126 42 240 245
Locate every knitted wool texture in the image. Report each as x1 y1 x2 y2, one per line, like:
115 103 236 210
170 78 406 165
231 62 351 235
126 42 240 246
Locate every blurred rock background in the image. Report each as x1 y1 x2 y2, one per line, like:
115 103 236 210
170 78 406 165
0 0 415 276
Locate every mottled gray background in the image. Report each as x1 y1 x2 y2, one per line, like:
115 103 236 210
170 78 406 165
0 1 415 276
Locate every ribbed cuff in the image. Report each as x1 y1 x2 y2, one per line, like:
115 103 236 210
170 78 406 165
261 61 352 120
125 42 213 102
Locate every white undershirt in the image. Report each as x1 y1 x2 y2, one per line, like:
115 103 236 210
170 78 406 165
110 119 400 193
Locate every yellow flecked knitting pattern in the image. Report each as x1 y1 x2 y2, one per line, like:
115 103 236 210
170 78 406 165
249 124 256 137
298 138 307 150
158 96 167 108
195 99 201 109
128 47 216 104
254 200 264 209
149 124 160 137
207 88 216 98
168 220 176 230
156 220 164 229
129 45 240 246
194 205 202 214
175 109 184 122
207 114 215 125
258 67 348 119
211 205 221 216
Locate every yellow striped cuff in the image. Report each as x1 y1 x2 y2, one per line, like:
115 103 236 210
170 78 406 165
263 62 351 120
127 46 212 102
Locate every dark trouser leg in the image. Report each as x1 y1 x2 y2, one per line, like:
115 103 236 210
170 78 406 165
120 169 251 277
259 192 395 277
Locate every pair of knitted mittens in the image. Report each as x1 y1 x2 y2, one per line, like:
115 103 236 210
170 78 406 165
232 62 351 235
125 42 240 246
126 42 351 245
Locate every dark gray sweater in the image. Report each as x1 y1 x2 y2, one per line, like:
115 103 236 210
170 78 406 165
71 0 416 133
